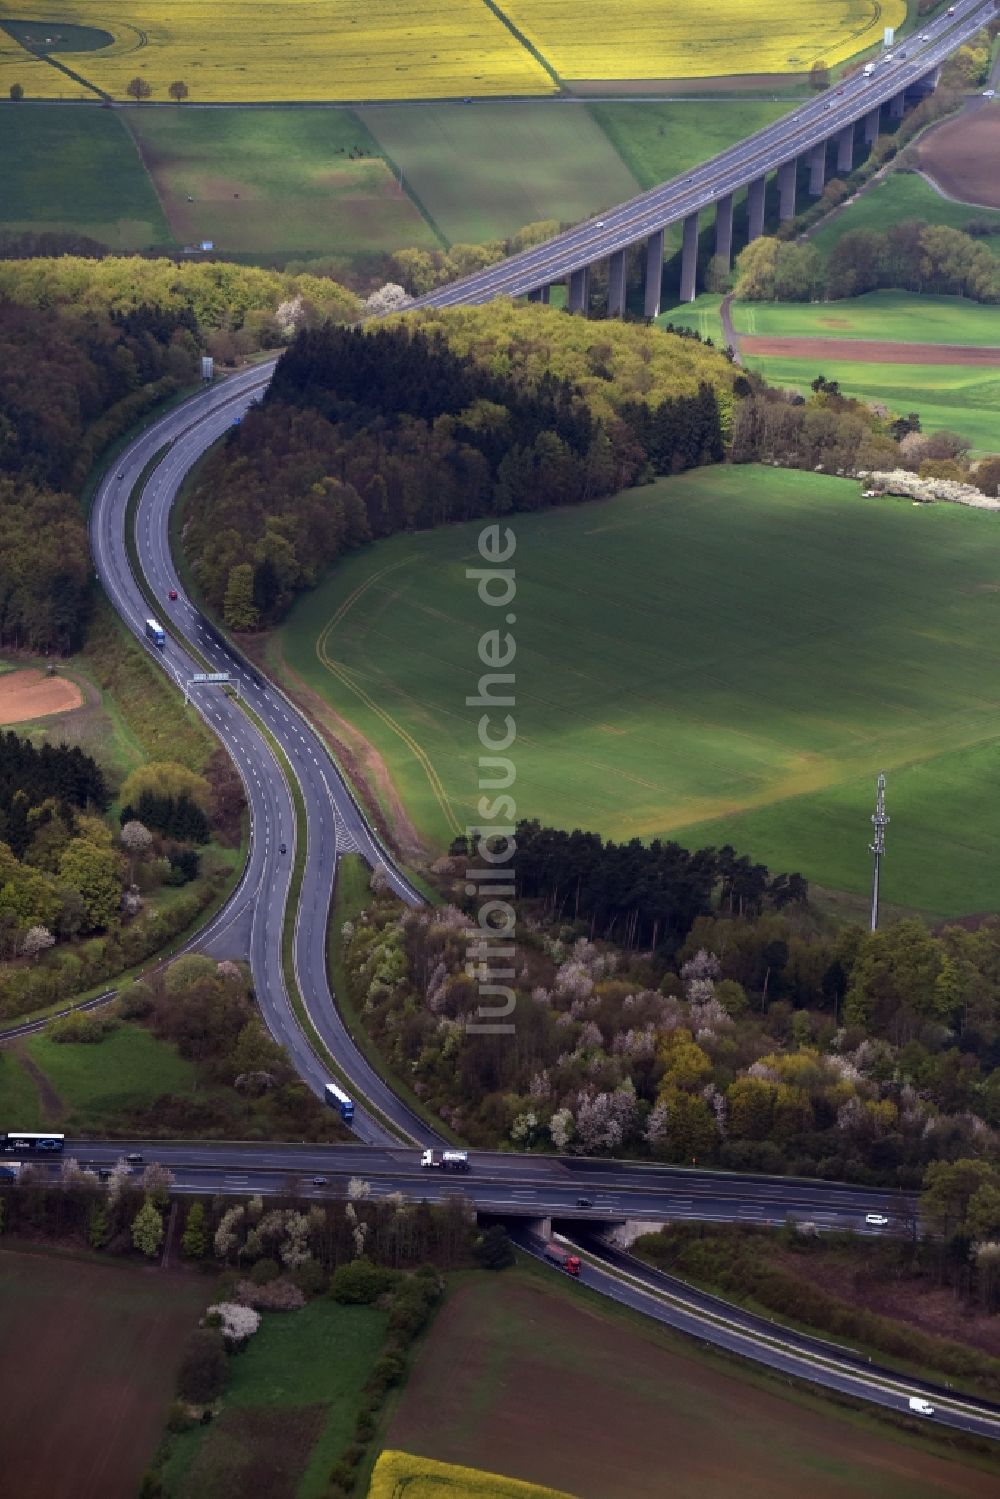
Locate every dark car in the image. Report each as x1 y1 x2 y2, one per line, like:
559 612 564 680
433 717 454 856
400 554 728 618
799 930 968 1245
168 587 178 601
126 1152 143 1164
97 1167 112 1181
576 1196 594 1208
311 1176 328 1186
117 472 125 481
279 842 287 855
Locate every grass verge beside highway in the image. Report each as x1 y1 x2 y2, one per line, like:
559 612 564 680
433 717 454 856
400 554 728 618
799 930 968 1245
328 855 461 1146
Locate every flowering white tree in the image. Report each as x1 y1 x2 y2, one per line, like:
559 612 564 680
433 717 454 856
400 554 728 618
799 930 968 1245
279 1211 311 1269
106 1158 132 1206
214 1204 245 1261
362 282 413 316
680 949 721 988
574 1084 637 1154
22 925 55 961
348 1177 372 1200
141 1161 175 1206
551 1109 575 1151
510 1110 537 1145
120 819 152 881
207 1301 261 1348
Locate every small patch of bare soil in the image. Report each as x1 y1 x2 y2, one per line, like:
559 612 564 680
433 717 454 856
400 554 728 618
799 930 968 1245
566 72 802 95
742 336 1000 365
0 668 84 725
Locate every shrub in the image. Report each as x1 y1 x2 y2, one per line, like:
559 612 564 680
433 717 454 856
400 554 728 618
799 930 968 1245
235 1277 306 1311
247 1256 281 1285
329 1256 399 1304
176 1329 229 1404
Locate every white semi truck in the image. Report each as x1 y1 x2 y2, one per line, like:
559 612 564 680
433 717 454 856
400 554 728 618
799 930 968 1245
421 1149 470 1172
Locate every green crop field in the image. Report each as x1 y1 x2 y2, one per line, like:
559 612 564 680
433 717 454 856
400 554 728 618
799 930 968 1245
733 291 1000 345
812 172 1000 256
274 465 1000 916
124 106 438 261
0 108 171 249
590 100 794 191
360 102 639 245
737 353 1000 454
386 1265 997 1499
160 1300 388 1498
658 293 726 343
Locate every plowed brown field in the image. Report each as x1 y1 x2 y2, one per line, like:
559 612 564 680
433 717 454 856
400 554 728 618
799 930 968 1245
741 336 1000 364
388 1271 1000 1499
917 112 1000 209
0 668 83 724
0 1249 207 1499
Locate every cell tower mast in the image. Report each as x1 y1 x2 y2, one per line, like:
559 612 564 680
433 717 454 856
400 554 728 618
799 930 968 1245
869 771 889 932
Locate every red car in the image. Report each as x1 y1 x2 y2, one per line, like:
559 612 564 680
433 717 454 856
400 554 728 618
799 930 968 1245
168 588 178 601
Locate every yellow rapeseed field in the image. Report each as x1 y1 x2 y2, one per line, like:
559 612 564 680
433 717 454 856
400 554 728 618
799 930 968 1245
0 0 906 100
368 1449 578 1498
503 0 907 79
0 0 553 101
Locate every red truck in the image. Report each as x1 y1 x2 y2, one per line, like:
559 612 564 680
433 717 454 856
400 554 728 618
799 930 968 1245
544 1241 581 1277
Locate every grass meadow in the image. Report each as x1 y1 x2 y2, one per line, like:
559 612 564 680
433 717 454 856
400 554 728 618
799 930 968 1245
275 465 1000 916
386 1264 997 1499
160 1300 388 1498
0 107 172 249
738 353 1000 454
658 293 726 342
733 291 1000 345
812 172 1000 256
0 1249 208 1499
125 106 438 259
0 1026 202 1133
361 102 639 244
590 100 794 190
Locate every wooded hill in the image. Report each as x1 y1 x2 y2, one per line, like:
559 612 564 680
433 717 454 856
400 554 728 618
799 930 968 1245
185 307 735 628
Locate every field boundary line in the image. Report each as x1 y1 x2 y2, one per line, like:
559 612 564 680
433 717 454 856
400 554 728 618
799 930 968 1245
479 0 562 89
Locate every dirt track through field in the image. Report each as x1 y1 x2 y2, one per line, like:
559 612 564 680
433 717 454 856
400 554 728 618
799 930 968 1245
741 336 1000 365
0 668 83 724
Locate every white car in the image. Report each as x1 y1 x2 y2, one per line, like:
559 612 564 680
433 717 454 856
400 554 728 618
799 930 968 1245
865 1212 890 1226
908 1397 935 1417
983 89 996 98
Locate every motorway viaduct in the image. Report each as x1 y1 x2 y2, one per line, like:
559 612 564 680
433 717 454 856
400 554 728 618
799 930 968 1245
416 0 995 319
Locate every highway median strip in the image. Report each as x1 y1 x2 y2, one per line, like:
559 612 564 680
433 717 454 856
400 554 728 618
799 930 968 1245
238 700 416 1146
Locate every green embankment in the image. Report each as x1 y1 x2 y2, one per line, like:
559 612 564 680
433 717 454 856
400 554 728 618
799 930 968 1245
275 465 1000 917
811 172 1000 256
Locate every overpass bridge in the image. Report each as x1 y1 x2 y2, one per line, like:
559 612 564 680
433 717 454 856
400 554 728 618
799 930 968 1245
415 0 994 318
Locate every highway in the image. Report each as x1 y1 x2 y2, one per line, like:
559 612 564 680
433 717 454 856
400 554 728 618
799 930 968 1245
90 365 438 1148
63 6 1000 1435
414 0 996 308
59 1138 915 1230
